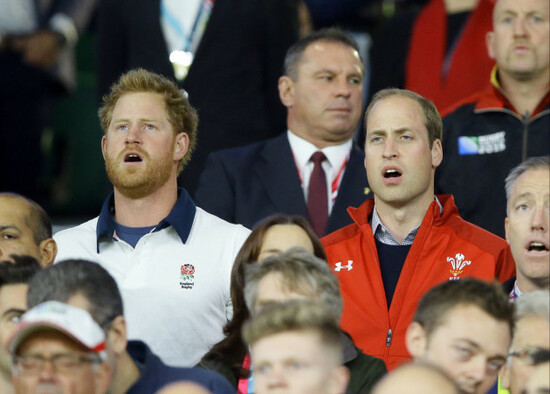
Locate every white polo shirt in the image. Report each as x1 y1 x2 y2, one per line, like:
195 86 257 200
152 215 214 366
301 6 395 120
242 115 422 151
54 189 250 367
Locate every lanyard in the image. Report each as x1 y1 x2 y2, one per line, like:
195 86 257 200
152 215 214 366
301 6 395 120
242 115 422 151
237 353 253 394
186 0 214 54
294 151 350 203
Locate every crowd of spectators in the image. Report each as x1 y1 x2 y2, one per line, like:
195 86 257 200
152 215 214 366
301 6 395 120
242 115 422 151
0 0 548 393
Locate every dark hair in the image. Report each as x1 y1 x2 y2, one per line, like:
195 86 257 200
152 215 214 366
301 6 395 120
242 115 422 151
26 259 123 330
0 193 52 243
201 214 327 381
413 278 514 337
365 88 442 148
98 68 198 173
0 256 41 287
284 27 363 80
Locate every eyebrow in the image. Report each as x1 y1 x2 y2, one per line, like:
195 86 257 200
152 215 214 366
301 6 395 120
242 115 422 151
512 192 534 201
2 308 26 317
0 225 19 232
368 127 413 136
458 339 507 361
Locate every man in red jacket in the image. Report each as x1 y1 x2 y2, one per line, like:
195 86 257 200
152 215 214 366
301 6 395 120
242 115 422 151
321 88 516 370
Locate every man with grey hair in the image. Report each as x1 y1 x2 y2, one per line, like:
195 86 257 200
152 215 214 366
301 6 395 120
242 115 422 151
242 300 350 394
504 156 549 298
436 0 549 238
244 247 386 393
501 290 550 394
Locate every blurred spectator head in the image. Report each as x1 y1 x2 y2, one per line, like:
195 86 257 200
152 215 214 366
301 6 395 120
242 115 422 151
372 361 460 394
9 301 110 394
156 381 212 394
0 193 56 266
242 300 349 394
501 290 550 394
0 258 41 386
244 247 341 321
98 68 198 173
26 260 126 370
406 278 513 393
505 156 550 293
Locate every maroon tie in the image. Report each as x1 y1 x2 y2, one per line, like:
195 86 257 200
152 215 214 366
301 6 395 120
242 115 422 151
307 151 328 237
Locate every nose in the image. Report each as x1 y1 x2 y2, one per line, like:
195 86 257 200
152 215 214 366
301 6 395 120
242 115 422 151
125 124 142 145
463 357 487 391
513 17 528 37
265 367 287 389
382 137 398 159
531 205 549 232
335 77 352 98
38 360 56 380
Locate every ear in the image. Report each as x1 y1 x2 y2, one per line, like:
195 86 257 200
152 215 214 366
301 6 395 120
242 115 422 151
173 132 189 162
93 362 112 394
486 31 496 60
106 316 128 356
499 362 511 390
278 76 295 108
330 365 350 394
504 217 510 244
38 238 57 267
101 135 107 160
431 139 443 169
405 322 428 359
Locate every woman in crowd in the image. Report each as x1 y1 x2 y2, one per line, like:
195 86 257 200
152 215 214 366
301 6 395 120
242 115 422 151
198 214 325 387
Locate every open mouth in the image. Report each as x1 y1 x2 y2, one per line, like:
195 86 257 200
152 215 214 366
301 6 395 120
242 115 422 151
384 169 402 178
124 153 143 163
527 241 549 252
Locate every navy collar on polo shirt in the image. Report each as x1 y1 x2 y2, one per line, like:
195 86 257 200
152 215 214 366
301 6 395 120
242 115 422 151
96 188 197 252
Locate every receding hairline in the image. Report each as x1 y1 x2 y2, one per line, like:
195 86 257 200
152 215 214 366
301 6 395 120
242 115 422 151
289 39 365 81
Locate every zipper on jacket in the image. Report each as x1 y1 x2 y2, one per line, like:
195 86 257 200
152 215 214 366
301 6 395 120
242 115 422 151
522 111 530 161
385 329 393 346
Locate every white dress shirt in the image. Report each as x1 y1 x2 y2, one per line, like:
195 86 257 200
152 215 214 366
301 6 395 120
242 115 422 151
287 130 352 214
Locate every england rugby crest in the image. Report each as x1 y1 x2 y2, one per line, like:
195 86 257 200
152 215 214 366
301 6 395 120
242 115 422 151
180 264 195 289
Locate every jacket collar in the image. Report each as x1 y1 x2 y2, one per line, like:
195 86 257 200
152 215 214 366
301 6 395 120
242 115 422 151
348 194 457 230
96 188 196 252
474 66 550 117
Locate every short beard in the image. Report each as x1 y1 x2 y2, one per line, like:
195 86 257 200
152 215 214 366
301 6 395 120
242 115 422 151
105 151 175 199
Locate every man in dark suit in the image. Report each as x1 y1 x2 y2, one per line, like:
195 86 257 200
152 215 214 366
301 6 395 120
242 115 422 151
195 28 371 236
97 0 301 195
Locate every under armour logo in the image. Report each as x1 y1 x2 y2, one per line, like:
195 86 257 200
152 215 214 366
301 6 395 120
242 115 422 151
334 260 353 272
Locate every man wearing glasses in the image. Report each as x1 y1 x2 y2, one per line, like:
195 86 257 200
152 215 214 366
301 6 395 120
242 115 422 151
500 290 550 394
9 301 111 394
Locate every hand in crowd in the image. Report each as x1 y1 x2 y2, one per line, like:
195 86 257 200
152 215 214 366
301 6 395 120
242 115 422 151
6 30 63 69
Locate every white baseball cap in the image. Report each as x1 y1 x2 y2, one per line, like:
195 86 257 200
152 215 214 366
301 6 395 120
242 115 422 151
9 301 107 360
